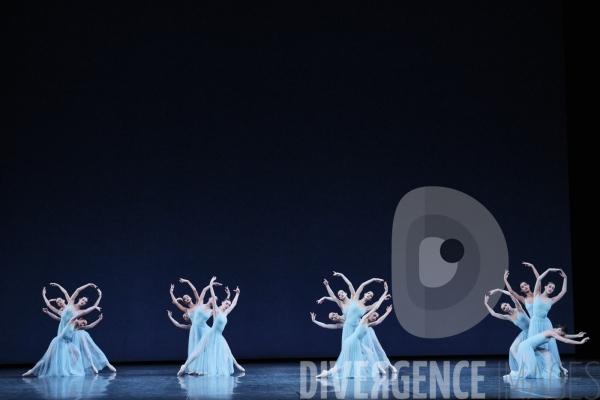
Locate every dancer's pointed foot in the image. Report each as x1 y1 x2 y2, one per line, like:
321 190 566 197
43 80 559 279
316 371 328 379
177 365 186 376
234 363 245 372
22 370 33 377
377 364 386 375
107 364 117 372
390 365 398 374
92 365 98 374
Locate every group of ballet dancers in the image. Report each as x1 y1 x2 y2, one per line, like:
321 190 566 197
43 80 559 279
311 272 396 379
169 276 245 376
23 283 116 377
485 262 589 379
23 264 590 380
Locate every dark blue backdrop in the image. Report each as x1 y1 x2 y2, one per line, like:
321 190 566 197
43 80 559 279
0 1 572 365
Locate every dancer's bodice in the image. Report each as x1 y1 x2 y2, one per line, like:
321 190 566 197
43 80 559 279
512 312 530 331
344 301 365 328
353 324 369 341
527 332 551 348
59 324 76 341
524 300 533 317
194 307 212 327
212 313 227 334
58 304 76 334
532 297 552 319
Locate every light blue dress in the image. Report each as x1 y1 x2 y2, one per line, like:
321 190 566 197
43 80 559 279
509 333 561 379
524 300 533 318
341 301 366 345
191 312 236 376
361 327 392 371
185 306 212 373
29 324 85 377
334 324 371 379
508 312 530 372
59 305 110 374
527 297 562 369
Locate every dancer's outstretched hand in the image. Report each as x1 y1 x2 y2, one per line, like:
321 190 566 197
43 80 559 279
96 307 102 312
234 286 240 294
386 305 393 313
225 287 230 297
310 312 316 321
374 278 384 283
383 281 388 291
522 262 534 268
42 287 47 295
42 308 49 313
504 270 509 279
168 310 172 316
548 268 561 272
213 282 222 287
179 278 189 283
577 332 587 338
383 294 391 301
210 276 217 283
333 271 341 277
50 283 58 287
489 289 500 295
323 279 329 286
559 270 567 278
582 337 591 344
484 295 489 303
317 297 325 304
170 284 174 292
98 314 103 321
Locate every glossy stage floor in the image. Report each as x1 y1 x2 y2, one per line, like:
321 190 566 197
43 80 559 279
1 358 599 399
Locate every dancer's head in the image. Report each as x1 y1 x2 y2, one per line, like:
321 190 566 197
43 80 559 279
76 297 88 307
208 295 218 307
182 294 192 305
337 290 348 301
362 291 374 302
544 282 556 295
554 323 568 336
55 298 66 308
500 303 512 313
182 313 190 322
75 318 88 329
519 282 531 294
328 312 343 322
368 312 379 322
220 299 231 311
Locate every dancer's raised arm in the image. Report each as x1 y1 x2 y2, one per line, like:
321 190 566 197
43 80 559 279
170 284 188 313
68 305 100 324
316 296 339 305
223 287 240 316
167 310 191 329
310 312 342 329
547 270 568 304
333 271 355 298
503 270 525 304
322 279 344 309
522 262 540 280
533 268 561 297
489 289 525 314
209 277 219 313
49 283 71 303
79 314 103 331
42 308 61 321
180 278 201 305
42 287 62 315
484 295 511 321
353 278 384 300
368 305 393 327
68 283 97 306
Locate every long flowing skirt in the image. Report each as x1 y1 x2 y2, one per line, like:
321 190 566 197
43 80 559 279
528 317 561 367
72 331 110 373
29 337 85 377
509 331 528 373
362 328 391 370
186 325 210 374
190 330 235 376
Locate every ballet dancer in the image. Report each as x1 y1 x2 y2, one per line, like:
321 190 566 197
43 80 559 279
170 278 224 374
316 282 390 379
319 272 384 345
311 303 397 374
505 324 588 379
45 283 116 373
504 262 541 317
23 306 103 377
484 291 530 373
526 268 568 374
177 277 244 376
